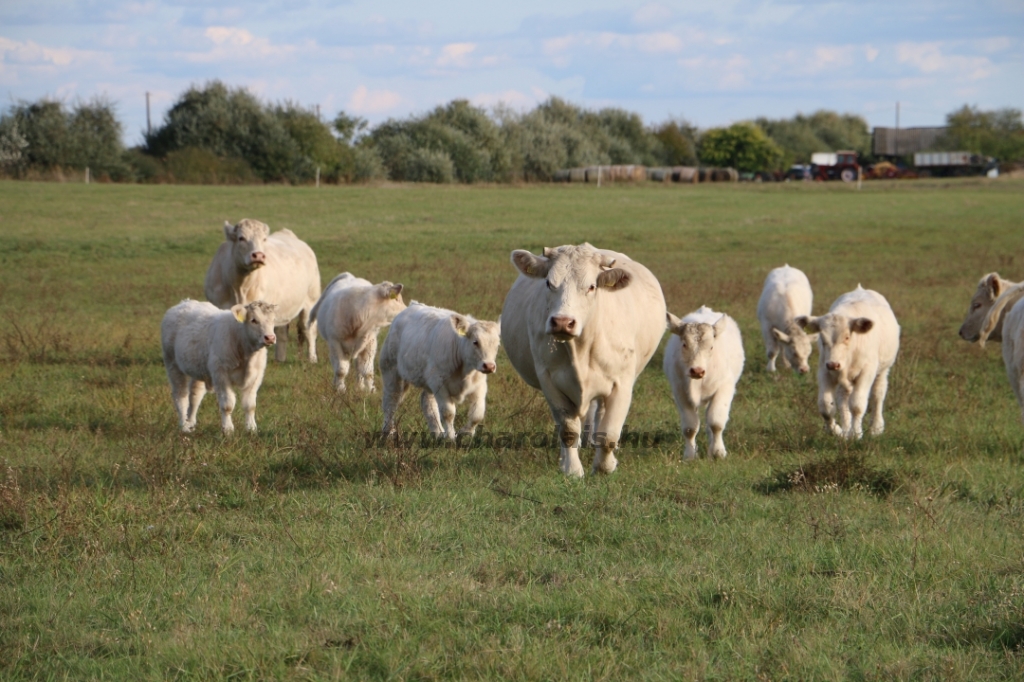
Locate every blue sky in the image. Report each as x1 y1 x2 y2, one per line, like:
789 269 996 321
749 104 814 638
1 1 1021 145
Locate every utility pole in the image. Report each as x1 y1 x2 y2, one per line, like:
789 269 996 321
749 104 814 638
146 92 152 138
895 101 900 157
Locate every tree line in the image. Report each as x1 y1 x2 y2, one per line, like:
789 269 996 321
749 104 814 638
1 81 1021 184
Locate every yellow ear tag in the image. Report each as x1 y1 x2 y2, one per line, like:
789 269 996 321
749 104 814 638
456 326 467 337
234 309 246 322
388 290 399 300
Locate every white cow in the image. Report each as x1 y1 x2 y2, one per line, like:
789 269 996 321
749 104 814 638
757 264 817 373
204 219 321 363
161 299 277 435
501 243 667 477
978 283 1024 422
309 273 406 393
380 302 501 440
798 285 900 439
664 306 745 459
960 272 1017 343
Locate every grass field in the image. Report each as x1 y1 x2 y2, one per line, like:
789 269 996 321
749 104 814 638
1 178 1023 680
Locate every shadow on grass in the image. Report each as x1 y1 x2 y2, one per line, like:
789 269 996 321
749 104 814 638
939 621 1024 652
754 453 901 497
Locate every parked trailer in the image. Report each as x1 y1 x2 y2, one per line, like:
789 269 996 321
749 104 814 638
913 151 997 177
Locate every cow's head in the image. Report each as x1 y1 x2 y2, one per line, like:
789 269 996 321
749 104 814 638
452 315 501 374
667 312 729 380
224 219 270 272
375 282 407 324
771 324 818 374
797 313 872 376
510 243 631 340
959 272 1003 341
232 300 278 349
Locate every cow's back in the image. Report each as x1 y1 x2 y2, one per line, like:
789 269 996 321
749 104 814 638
758 266 812 326
831 288 900 368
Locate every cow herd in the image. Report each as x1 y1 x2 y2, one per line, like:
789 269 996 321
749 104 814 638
159 219 1016 478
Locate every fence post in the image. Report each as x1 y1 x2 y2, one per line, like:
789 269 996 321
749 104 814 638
85 167 90 184
597 166 601 187
316 167 320 188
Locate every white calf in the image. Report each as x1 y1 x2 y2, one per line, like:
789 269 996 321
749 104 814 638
380 302 500 440
798 285 900 439
161 299 277 434
757 264 817 373
664 306 745 459
309 273 406 393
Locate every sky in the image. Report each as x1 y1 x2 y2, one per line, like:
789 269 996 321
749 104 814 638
1 0 1021 146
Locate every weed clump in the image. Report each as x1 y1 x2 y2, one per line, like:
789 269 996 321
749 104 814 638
756 454 900 496
0 465 27 531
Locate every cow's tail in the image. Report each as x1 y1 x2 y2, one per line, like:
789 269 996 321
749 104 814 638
309 273 354 324
979 282 1024 348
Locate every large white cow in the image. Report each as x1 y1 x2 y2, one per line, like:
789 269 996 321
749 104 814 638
798 285 900 439
664 306 745 459
161 299 277 435
757 264 817 373
978 284 1024 422
310 273 406 393
501 243 667 477
204 219 321 363
380 303 501 440
960 272 1017 342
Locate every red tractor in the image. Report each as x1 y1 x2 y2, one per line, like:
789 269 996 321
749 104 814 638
811 150 861 182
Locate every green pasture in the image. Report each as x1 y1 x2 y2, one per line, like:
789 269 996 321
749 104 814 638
1 178 1023 680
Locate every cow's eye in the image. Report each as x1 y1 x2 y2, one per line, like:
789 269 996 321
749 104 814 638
473 340 480 347
972 302 982 310
588 284 596 293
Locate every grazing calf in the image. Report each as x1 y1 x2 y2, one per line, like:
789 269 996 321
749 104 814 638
204 219 321 363
664 306 745 459
161 299 277 435
380 302 501 440
799 285 900 439
977 283 1024 423
501 243 666 477
310 273 406 393
960 272 1017 342
757 264 817 373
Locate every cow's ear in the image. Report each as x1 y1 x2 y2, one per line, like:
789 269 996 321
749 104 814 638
598 253 617 269
712 314 729 337
987 273 1002 298
231 304 246 322
850 318 874 334
224 221 236 241
796 315 821 333
772 327 792 343
596 268 631 290
666 312 685 335
451 314 470 336
389 283 403 300
511 250 551 278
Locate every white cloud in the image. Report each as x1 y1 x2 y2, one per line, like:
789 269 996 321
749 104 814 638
633 3 673 26
864 45 879 62
897 41 994 80
436 42 476 67
185 27 297 63
348 85 402 114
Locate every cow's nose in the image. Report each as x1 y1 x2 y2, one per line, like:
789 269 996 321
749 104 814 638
798 366 809 374
689 367 705 379
958 325 968 340
826 361 840 371
549 315 576 334
481 362 496 374
264 334 276 345
251 251 266 264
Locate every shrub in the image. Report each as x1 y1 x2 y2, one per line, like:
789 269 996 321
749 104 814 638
699 122 784 172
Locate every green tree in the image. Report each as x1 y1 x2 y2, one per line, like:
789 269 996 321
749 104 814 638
938 105 1024 162
652 119 698 166
698 122 783 172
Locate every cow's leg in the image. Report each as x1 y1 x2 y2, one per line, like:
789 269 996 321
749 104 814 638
240 381 259 433
819 378 842 437
328 341 351 393
421 389 446 438
380 371 407 437
459 381 488 439
274 323 288 362
706 384 736 459
558 414 585 477
213 379 237 435
297 309 317 363
834 383 854 439
166 365 191 431
185 379 207 431
679 400 701 460
585 398 606 446
765 334 779 373
868 368 891 436
591 387 633 474
355 336 378 392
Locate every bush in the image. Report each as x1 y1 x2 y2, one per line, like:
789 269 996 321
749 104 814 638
698 122 783 173
938 106 1024 162
755 111 870 166
405 148 455 184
